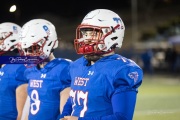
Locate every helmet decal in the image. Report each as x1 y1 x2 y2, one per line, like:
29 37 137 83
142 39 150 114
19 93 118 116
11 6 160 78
113 17 121 23
13 26 18 34
43 25 50 35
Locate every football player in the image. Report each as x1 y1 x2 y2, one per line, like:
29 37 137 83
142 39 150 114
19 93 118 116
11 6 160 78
0 22 27 120
18 19 71 120
60 9 143 120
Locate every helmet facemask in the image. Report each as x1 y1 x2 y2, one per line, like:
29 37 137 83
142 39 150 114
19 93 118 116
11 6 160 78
74 24 120 56
19 36 57 60
20 41 43 56
18 36 57 68
0 32 12 53
0 31 19 54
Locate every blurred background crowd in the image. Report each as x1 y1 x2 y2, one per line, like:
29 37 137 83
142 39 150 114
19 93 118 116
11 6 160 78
1 0 180 75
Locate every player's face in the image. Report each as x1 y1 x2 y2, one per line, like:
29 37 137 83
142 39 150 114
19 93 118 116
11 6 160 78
24 45 41 56
0 37 3 44
80 28 104 61
81 28 103 51
81 29 103 43
0 38 3 51
0 32 10 51
0 32 12 40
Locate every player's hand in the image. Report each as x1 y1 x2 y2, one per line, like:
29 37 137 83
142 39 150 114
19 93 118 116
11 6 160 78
62 116 78 120
60 118 67 120
60 118 68 120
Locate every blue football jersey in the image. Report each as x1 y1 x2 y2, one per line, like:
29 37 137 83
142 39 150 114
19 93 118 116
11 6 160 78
69 54 143 117
23 58 71 120
0 64 26 120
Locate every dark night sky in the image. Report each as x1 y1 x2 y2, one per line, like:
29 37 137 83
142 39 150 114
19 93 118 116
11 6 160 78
0 0 131 25
1 0 180 25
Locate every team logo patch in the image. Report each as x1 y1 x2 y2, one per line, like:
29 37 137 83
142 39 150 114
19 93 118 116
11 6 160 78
128 71 138 84
43 25 50 35
13 26 18 34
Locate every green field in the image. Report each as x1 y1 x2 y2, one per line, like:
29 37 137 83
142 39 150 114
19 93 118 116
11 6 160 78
134 74 180 120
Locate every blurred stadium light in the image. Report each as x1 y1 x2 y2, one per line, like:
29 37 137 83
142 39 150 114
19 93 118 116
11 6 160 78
9 5 16 12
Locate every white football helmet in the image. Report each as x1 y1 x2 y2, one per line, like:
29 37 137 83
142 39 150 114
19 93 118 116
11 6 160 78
0 22 21 54
74 9 125 55
18 19 58 59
